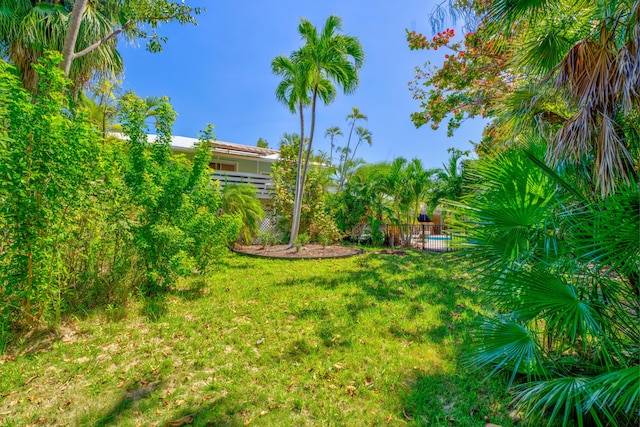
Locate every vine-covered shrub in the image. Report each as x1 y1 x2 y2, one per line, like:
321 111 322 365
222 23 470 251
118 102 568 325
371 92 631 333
0 54 99 339
118 95 241 295
0 55 240 349
270 134 340 243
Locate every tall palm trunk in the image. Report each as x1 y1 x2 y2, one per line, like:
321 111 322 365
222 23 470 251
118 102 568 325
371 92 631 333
289 100 306 246
60 0 88 76
289 86 319 246
338 119 357 190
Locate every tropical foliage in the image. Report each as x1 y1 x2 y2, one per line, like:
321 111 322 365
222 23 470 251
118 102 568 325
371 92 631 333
0 0 202 91
0 54 98 336
336 107 370 190
413 0 640 425
272 15 364 245
270 134 341 244
0 55 238 349
331 157 439 246
222 184 265 244
451 142 639 426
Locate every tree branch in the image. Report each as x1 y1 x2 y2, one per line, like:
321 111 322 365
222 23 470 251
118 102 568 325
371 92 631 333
74 22 131 59
73 9 194 60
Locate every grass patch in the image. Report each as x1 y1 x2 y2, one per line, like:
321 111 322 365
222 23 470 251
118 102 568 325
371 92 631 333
0 249 519 426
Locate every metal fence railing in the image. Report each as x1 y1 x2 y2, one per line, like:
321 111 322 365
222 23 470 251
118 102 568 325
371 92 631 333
211 171 273 199
383 223 460 252
250 217 461 253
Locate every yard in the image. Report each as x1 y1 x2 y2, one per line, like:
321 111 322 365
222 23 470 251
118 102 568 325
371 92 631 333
0 249 518 426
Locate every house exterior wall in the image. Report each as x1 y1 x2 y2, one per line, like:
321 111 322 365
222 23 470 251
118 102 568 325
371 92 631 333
209 154 273 176
169 138 278 200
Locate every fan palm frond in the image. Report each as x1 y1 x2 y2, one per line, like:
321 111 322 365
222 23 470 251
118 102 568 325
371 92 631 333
222 184 265 244
468 316 546 386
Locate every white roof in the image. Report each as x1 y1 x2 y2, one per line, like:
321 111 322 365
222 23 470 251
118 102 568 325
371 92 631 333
141 134 280 161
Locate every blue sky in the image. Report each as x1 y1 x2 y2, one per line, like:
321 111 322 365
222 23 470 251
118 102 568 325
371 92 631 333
119 1 485 169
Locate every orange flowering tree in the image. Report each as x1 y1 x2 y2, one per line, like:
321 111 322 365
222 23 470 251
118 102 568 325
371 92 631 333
406 7 518 139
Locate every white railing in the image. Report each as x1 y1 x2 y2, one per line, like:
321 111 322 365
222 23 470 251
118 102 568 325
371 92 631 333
211 171 273 199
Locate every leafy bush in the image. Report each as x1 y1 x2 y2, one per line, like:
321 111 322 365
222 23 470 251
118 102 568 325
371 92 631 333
118 95 241 295
294 233 310 252
452 143 639 426
0 56 241 349
0 54 99 332
257 230 282 248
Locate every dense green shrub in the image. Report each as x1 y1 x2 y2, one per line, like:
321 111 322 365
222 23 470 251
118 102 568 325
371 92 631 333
0 56 240 349
270 134 339 243
452 142 639 426
118 95 241 295
0 54 99 337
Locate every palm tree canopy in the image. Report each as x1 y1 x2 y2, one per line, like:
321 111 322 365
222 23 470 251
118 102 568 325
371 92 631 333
347 106 368 123
324 126 343 138
355 126 372 146
272 54 312 114
483 0 639 195
297 15 365 98
0 0 123 91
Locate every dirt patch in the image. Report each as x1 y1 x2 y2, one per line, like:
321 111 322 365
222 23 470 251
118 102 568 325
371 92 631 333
234 244 363 259
375 250 407 256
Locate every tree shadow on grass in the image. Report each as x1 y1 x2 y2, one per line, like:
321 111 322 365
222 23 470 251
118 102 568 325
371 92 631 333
272 249 473 312
90 379 166 427
89 387 250 427
400 369 516 427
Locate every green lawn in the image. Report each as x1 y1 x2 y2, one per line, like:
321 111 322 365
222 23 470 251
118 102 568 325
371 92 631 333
0 249 519 426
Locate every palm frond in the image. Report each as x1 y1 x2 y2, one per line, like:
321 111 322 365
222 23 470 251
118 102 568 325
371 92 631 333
467 316 546 386
222 184 265 244
514 376 594 427
586 366 640 417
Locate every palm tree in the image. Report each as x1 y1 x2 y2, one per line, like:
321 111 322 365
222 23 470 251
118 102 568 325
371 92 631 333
405 158 436 226
0 0 123 92
431 148 467 207
347 126 372 173
272 54 317 246
377 158 413 247
338 107 368 190
273 15 364 246
222 184 265 244
324 126 342 166
484 0 639 195
0 0 200 92
452 141 639 426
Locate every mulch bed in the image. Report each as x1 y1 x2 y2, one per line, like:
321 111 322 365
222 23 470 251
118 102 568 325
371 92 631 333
375 250 407 256
233 244 363 259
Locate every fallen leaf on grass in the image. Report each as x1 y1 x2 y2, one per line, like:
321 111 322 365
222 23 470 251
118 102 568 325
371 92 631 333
386 414 393 423
202 395 214 401
483 415 502 427
165 414 195 427
23 375 39 385
365 377 373 387
345 385 356 396
402 407 413 421
174 399 185 406
332 363 345 370
243 418 253 425
28 395 37 402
